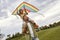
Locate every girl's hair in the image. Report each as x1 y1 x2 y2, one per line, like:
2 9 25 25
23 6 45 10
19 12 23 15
18 9 23 14
19 9 22 12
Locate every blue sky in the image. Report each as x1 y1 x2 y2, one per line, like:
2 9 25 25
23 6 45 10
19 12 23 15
0 0 60 40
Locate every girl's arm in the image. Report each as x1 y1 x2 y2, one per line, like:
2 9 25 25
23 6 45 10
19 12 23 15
24 8 28 15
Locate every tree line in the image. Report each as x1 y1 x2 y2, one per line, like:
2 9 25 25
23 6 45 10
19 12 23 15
39 21 60 30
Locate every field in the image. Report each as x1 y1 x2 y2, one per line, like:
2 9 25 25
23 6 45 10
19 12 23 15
8 26 60 40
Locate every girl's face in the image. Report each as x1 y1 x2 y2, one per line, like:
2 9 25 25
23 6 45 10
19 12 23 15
19 9 23 14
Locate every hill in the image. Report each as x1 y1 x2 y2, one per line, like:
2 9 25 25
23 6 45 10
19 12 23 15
38 26 60 40
6 25 60 40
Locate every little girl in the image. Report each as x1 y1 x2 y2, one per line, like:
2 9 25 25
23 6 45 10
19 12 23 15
17 9 39 33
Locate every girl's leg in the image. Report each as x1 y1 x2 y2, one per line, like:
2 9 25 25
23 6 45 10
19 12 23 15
27 21 39 40
22 22 28 34
28 19 39 29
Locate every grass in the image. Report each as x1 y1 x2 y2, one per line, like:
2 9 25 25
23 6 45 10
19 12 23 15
38 26 60 40
9 26 60 40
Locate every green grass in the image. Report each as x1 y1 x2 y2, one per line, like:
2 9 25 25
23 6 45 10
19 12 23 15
10 26 60 40
38 26 60 40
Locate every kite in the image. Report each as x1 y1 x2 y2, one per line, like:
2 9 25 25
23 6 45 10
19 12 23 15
12 2 39 15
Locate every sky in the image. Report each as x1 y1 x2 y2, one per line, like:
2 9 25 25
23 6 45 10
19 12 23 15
0 0 60 40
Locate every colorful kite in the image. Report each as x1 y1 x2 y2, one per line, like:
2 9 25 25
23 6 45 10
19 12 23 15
12 2 39 15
